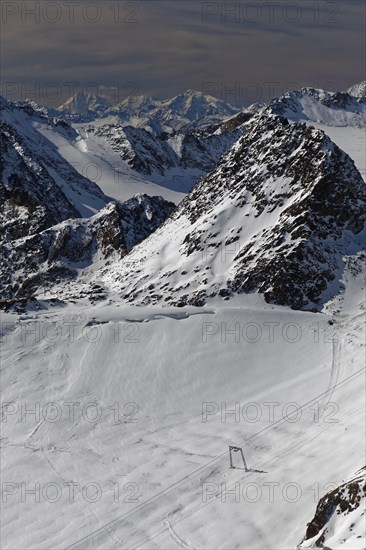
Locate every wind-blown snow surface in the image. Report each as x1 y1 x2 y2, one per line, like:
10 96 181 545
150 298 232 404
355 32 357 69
1 267 365 549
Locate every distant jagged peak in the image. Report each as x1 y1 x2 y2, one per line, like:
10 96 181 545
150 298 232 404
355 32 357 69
267 84 366 127
160 89 239 118
117 94 156 111
56 88 240 126
58 90 112 116
347 80 366 98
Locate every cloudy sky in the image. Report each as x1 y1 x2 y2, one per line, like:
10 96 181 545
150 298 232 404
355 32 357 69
1 0 365 106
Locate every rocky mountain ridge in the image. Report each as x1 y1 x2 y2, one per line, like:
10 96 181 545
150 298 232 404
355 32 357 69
96 110 366 310
0 195 175 308
1 84 366 312
266 86 366 127
57 89 240 131
87 121 244 176
0 96 176 308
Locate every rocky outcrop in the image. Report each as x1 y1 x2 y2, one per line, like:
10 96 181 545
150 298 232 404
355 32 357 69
0 195 175 305
299 468 366 548
87 121 244 177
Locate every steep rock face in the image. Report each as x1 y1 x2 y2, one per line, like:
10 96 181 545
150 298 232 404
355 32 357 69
0 123 80 241
0 195 175 304
99 112 366 309
223 114 366 308
299 468 366 549
178 131 243 171
0 96 108 224
88 122 244 177
90 124 180 175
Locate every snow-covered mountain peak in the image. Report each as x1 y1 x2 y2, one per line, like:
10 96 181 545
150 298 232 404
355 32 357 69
117 93 155 112
347 80 366 98
98 110 366 309
58 90 112 118
268 86 366 127
161 89 238 121
56 88 240 129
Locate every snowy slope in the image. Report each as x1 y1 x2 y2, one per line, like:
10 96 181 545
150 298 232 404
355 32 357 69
36 111 244 205
0 96 177 307
1 260 365 549
36 118 189 205
1 84 365 550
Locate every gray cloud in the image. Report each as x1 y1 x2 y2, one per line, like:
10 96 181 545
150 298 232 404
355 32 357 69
0 0 364 106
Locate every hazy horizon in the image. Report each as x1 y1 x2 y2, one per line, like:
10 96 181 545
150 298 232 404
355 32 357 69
1 0 365 107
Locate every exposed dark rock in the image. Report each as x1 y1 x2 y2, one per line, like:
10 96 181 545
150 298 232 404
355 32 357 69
0 195 175 302
299 468 365 548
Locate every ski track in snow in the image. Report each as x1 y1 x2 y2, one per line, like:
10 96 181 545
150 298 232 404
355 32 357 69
64 366 365 549
2 294 365 550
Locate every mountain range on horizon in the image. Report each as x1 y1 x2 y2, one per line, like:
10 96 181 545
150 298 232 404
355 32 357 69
11 80 364 131
1 80 365 311
55 80 366 111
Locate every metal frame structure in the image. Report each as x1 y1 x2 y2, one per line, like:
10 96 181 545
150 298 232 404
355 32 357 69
229 445 248 471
